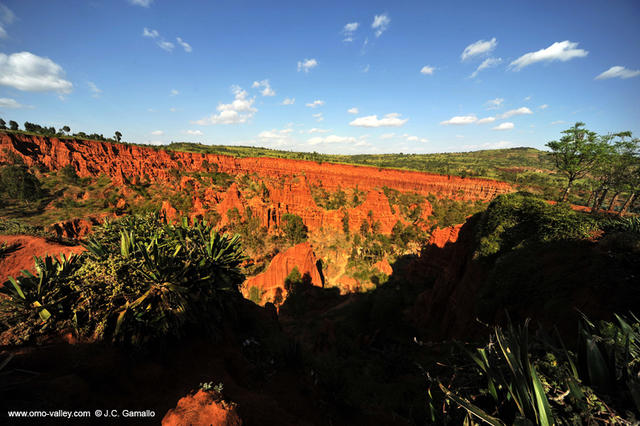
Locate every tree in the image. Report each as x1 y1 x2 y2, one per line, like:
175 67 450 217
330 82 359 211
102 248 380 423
281 213 308 245
115 131 122 142
0 119 6 130
9 121 18 131
0 165 43 201
62 126 70 134
546 122 605 202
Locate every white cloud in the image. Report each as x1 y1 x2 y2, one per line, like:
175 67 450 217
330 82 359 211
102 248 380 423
461 38 497 61
0 52 72 93
312 112 324 122
185 129 203 135
440 115 477 125
477 116 496 124
258 127 296 147
143 28 159 38
0 97 32 109
343 22 359 42
297 58 318 73
363 64 370 73
486 98 504 109
420 65 435 75
493 122 514 131
524 96 532 101
306 100 324 108
193 86 257 125
281 97 295 105
595 66 640 80
170 89 179 96
379 133 395 139
151 130 163 135
308 134 357 145
130 0 153 6
551 120 566 125
252 79 275 96
350 112 408 128
88 81 101 98
470 57 502 78
0 4 15 38
348 107 359 114
372 13 390 37
308 128 329 134
463 141 513 150
176 37 192 53
509 40 588 70
539 104 548 109
499 107 533 119
406 135 418 141
169 107 177 112
157 40 174 52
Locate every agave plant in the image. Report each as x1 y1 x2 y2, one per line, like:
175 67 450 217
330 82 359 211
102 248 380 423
0 253 79 324
440 319 554 426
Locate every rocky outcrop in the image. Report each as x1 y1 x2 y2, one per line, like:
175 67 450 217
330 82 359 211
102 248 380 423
243 242 323 303
0 132 512 202
162 390 242 426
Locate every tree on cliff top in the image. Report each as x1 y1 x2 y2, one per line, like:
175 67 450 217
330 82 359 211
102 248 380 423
0 119 6 130
9 120 18 131
115 131 122 142
546 122 604 202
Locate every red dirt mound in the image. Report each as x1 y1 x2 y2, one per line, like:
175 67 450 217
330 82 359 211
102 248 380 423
162 389 242 426
0 235 84 282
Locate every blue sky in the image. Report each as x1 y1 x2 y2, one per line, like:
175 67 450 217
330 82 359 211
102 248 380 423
0 0 638 154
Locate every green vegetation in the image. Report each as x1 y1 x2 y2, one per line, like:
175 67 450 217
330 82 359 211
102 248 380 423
0 164 43 201
281 213 308 245
0 214 245 346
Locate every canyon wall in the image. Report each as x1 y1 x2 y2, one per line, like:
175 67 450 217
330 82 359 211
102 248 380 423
0 133 512 202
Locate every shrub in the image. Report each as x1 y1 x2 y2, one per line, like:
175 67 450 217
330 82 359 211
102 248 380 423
0 165 43 201
0 214 246 346
281 213 308 245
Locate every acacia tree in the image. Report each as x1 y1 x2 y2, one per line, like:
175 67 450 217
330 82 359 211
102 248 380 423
114 131 122 142
9 120 18 131
546 122 604 202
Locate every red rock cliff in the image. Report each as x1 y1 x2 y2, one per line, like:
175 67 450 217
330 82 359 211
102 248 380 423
0 132 512 201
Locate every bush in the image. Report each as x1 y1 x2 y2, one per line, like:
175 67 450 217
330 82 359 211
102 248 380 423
0 214 246 346
475 192 599 259
0 165 43 201
282 213 308 245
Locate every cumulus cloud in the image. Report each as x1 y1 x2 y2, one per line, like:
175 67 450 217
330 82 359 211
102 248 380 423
499 107 532 119
470 57 502 78
420 65 434 75
379 133 395 139
88 81 101 98
185 129 203 135
0 97 32 109
281 97 295 105
157 40 174 52
297 58 318 73
343 22 359 42
372 13 390 37
0 52 72 93
130 0 153 6
142 27 159 38
252 79 275 96
486 98 504 109
461 38 497 61
350 112 408 128
306 100 324 108
308 128 329 134
193 86 256 125
595 66 640 80
151 130 163 135
308 134 357 145
462 141 513 150
176 37 192 53
440 115 477 125
0 4 15 38
509 41 588 70
539 104 548 109
258 127 295 147
493 122 514 131
477 117 496 124
312 112 324 122
348 107 359 114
